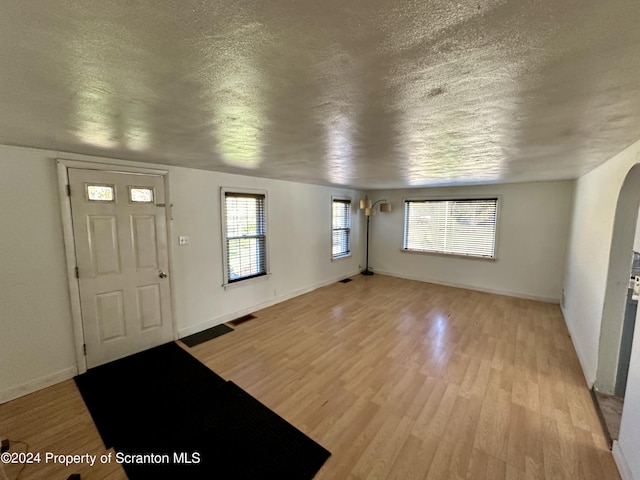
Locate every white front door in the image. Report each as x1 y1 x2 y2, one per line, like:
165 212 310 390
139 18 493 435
68 168 173 368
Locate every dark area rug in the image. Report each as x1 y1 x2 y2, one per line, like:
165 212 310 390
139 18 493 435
181 324 234 348
75 343 330 480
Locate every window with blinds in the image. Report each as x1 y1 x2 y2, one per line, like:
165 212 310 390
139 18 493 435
403 198 498 258
222 191 267 283
332 199 351 259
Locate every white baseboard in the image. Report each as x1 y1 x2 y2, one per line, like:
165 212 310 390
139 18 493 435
0 366 78 404
2 272 359 403
560 304 596 388
613 441 634 480
177 271 359 338
373 269 561 304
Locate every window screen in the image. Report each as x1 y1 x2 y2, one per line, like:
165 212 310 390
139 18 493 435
332 199 351 259
224 192 267 283
403 198 498 258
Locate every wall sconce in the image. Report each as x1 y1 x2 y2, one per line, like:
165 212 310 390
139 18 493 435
359 196 391 275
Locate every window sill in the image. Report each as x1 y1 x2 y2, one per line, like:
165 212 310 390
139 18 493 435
400 248 497 262
331 253 352 262
223 273 272 290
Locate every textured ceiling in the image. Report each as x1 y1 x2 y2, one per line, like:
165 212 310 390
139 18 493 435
1 0 640 189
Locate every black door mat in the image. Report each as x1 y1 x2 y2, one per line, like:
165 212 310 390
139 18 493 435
75 342 330 480
181 323 234 348
75 342 226 449
338 278 352 283
227 313 257 326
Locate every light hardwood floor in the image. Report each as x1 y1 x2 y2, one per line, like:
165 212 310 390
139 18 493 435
0 275 620 479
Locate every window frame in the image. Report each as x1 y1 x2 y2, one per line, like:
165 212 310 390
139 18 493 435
331 196 352 261
402 195 501 260
220 187 270 286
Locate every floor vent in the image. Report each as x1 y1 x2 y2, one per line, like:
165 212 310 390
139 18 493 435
181 324 233 348
338 278 353 283
228 314 257 326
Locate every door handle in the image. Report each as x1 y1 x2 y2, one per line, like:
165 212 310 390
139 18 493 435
159 271 168 279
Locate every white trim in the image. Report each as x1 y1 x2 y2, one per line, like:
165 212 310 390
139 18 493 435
373 270 560 304
399 248 497 262
56 158 168 176
220 187 270 286
402 193 504 202
223 273 272 290
56 162 87 374
56 159 177 374
612 441 633 480
179 270 359 337
0 366 77 404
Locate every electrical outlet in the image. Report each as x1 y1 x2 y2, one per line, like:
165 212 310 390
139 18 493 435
178 235 190 246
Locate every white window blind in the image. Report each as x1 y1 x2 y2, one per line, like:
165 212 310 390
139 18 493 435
403 198 498 258
332 199 351 259
224 192 267 283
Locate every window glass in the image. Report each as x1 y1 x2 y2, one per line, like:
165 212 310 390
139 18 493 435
130 187 154 203
223 192 267 283
404 198 498 258
87 185 115 202
332 199 351 259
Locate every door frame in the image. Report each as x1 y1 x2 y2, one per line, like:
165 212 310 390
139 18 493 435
56 159 177 374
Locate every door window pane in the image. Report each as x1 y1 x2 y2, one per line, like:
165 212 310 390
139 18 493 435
129 187 154 203
87 185 115 202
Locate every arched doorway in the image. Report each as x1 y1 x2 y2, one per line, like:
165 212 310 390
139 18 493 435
596 163 640 398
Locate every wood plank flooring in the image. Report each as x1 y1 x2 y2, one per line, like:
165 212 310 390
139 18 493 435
0 275 620 479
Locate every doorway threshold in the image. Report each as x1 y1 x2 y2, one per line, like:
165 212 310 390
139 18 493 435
591 389 623 448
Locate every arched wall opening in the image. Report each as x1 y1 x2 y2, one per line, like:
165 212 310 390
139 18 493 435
596 163 640 394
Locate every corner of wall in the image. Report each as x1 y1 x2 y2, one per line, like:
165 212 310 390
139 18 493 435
613 441 635 480
560 304 596 388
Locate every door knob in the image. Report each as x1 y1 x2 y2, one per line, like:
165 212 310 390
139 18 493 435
159 271 168 279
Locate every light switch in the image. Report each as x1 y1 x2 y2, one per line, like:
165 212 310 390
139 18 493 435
179 235 190 246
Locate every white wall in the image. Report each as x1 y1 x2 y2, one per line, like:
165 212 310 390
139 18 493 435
618 307 640 480
0 147 78 400
635 208 640 252
169 167 363 337
0 144 363 402
562 138 640 480
365 181 574 302
562 143 640 385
